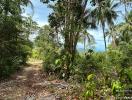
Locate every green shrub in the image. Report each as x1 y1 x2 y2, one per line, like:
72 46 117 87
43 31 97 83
0 40 32 79
0 65 15 79
43 48 61 74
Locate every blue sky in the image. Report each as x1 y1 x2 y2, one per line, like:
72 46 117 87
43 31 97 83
24 0 131 51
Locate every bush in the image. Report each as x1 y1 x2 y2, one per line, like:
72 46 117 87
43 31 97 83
43 47 61 74
0 65 16 79
0 40 32 79
0 56 20 79
82 43 132 99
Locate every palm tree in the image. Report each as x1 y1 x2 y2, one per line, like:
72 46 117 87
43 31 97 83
106 11 132 46
91 0 118 50
79 30 95 52
106 25 121 47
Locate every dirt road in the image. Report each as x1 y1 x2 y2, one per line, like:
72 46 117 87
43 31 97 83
0 61 72 100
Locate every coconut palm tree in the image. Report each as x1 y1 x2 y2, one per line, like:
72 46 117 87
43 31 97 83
79 30 95 52
106 26 118 47
91 0 118 50
106 11 132 46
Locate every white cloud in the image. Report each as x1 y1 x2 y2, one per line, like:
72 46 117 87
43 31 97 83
37 21 49 27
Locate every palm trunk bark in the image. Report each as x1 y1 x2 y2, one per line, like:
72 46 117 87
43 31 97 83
84 37 86 52
102 26 107 50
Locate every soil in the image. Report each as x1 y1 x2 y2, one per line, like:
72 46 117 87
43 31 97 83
0 60 80 100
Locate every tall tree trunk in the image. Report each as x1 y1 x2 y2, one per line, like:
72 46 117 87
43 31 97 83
63 0 85 80
124 0 128 15
102 26 107 50
84 36 86 52
112 35 117 48
63 0 71 81
71 31 80 62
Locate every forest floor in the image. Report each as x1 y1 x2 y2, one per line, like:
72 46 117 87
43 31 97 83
0 60 81 100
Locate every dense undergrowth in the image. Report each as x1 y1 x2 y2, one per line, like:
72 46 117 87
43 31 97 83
33 12 132 98
0 0 35 79
34 26 132 99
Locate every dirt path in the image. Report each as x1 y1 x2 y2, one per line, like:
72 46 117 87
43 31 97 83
0 61 77 100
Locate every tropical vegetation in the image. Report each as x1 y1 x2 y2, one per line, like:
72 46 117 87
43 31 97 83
0 0 132 99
